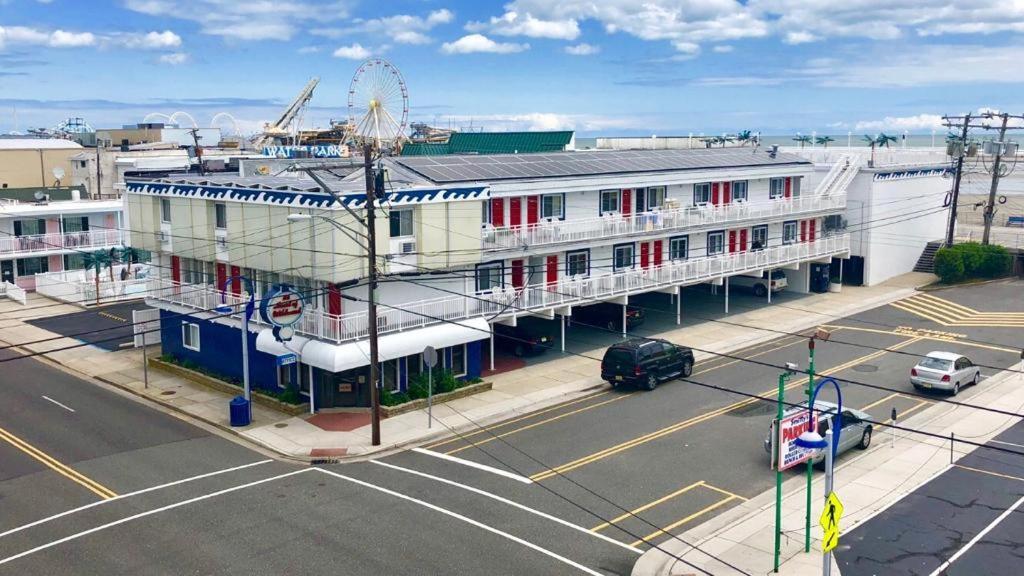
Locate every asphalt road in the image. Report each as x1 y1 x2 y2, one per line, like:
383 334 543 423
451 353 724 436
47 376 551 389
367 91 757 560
1 279 1021 575
26 301 152 351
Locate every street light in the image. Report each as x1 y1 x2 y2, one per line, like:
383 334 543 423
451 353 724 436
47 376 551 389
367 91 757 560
773 361 800 573
216 275 255 423
804 328 831 553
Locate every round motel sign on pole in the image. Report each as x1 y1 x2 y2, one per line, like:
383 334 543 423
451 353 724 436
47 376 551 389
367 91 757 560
260 285 305 328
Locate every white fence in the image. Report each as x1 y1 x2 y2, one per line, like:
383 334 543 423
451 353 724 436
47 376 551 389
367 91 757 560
149 233 850 344
35 267 149 307
0 281 26 305
132 307 161 347
0 230 122 257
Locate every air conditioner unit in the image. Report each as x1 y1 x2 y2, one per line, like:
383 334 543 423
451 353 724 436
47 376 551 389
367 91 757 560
400 240 416 254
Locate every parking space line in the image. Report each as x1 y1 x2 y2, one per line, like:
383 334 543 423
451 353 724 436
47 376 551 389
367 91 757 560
953 464 1024 483
0 468 313 567
926 493 1024 576
41 395 75 413
591 481 706 532
412 448 533 484
316 468 606 575
700 483 749 502
0 426 116 500
990 439 1024 450
446 393 633 456
372 460 642 554
897 396 932 419
821 324 1019 353
629 495 740 548
0 459 273 540
530 338 922 482
858 392 903 413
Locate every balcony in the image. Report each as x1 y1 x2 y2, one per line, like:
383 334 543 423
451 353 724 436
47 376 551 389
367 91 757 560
0 230 123 257
482 194 846 251
148 234 849 346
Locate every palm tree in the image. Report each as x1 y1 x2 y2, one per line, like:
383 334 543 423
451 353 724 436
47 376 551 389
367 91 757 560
876 133 898 148
81 250 111 305
815 135 835 148
862 134 878 166
736 130 753 146
792 135 812 148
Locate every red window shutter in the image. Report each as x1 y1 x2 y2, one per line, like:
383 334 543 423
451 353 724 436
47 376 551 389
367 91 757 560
545 255 558 285
800 221 807 242
230 265 241 295
640 242 650 268
740 229 748 251
711 183 720 206
784 177 792 198
511 259 524 289
653 240 663 266
526 196 539 226
723 182 731 204
509 197 522 227
728 230 737 253
171 255 181 283
491 198 504 226
809 220 816 242
328 284 342 316
215 262 227 291
621 189 632 215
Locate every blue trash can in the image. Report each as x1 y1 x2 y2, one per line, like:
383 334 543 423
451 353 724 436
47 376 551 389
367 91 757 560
229 395 251 427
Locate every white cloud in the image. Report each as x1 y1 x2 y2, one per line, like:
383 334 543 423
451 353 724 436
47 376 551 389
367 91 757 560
854 114 945 132
564 43 599 56
427 9 455 26
441 34 529 55
332 43 371 59
672 41 700 55
712 45 734 53
440 112 633 132
467 11 580 40
124 0 349 41
813 44 1024 88
694 76 783 86
316 8 453 45
158 52 189 65
783 31 817 44
118 30 182 49
0 26 99 48
47 30 96 47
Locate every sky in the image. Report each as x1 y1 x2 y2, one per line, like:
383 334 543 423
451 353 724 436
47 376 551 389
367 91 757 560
1 0 1023 137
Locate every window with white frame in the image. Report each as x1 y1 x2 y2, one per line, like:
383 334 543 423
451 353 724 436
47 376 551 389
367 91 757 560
600 190 620 214
475 261 503 292
541 193 564 220
751 225 768 250
669 235 689 261
613 243 634 271
182 322 200 351
160 198 172 223
707 231 725 255
481 201 491 225
693 183 711 205
769 178 786 199
731 181 748 202
782 221 798 244
214 202 227 229
566 249 589 277
389 209 414 237
448 344 467 377
640 187 666 211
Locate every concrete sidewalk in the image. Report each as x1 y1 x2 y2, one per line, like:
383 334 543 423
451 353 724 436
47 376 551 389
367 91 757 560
631 359 1024 576
0 273 933 461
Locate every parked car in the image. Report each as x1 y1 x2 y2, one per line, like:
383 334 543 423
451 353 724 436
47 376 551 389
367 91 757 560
574 302 645 332
493 317 557 357
601 338 694 390
911 351 980 395
763 401 873 466
730 270 788 297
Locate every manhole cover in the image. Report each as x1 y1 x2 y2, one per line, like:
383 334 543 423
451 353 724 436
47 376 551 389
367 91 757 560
160 390 176 396
852 364 878 373
274 423 288 428
728 402 775 418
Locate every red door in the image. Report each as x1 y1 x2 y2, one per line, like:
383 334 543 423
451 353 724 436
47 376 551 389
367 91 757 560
739 229 748 251
784 177 792 199
526 195 539 226
491 198 504 226
800 221 807 242
511 259 524 289
328 284 342 315
509 197 522 228
230 265 241 295
640 242 650 269
711 183 720 206
809 220 816 242
728 230 737 253
545 255 558 286
621 190 632 215
171 255 181 283
723 182 731 204
215 262 227 291
653 240 663 267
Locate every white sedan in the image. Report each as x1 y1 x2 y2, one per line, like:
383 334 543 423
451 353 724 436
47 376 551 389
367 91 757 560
911 351 980 395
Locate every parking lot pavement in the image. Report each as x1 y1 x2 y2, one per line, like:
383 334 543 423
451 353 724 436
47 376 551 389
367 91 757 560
25 301 151 351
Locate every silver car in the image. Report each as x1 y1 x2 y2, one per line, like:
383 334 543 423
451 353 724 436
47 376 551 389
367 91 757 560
911 351 980 395
764 401 873 466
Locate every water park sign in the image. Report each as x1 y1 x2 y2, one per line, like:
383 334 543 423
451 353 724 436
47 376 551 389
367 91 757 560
776 410 818 471
261 145 347 158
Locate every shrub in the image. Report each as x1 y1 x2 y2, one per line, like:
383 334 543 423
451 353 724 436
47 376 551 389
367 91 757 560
934 242 1012 283
380 388 410 406
933 248 965 283
435 370 459 394
978 244 1012 277
407 373 430 399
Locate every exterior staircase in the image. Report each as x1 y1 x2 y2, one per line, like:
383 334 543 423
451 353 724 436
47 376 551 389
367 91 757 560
913 241 944 273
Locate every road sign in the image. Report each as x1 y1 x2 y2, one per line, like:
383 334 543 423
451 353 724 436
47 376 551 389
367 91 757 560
423 346 438 368
775 410 818 471
819 491 844 552
276 353 297 367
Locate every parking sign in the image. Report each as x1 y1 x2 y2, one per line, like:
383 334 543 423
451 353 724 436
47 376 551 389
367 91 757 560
776 411 818 471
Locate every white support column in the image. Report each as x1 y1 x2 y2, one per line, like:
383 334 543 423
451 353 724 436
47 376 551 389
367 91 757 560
489 324 495 372
622 304 627 337
560 314 565 352
767 268 772 303
676 286 682 325
308 364 315 415
724 277 730 314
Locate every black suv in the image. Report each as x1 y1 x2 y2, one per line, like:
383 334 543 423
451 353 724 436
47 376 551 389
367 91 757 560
573 302 645 332
494 317 557 357
601 338 694 390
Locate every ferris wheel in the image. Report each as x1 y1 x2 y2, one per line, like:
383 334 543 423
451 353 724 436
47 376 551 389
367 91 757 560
347 58 409 151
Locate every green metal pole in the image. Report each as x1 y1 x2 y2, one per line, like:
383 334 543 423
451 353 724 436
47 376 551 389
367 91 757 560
805 338 815 553
774 372 786 572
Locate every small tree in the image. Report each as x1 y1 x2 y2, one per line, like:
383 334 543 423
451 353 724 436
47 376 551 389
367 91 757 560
736 130 753 146
862 134 878 166
792 135 812 148
815 136 835 148
81 250 111 305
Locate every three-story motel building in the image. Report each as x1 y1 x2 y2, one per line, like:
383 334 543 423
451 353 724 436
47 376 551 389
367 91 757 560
126 147 852 411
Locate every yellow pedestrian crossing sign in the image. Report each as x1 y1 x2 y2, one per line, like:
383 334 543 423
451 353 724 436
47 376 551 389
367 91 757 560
820 492 844 553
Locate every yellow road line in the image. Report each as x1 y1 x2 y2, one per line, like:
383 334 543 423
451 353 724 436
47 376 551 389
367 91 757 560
954 464 1024 483
821 324 1020 353
0 427 116 499
446 393 633 455
890 302 952 326
700 483 749 502
909 294 974 317
858 392 903 413
591 481 706 532
897 397 932 419
691 336 805 377
901 298 966 321
530 338 922 482
916 293 1024 318
630 496 739 548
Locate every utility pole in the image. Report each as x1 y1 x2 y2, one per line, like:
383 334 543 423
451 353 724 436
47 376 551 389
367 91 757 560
188 128 205 176
943 114 970 246
364 143 382 446
982 113 1010 245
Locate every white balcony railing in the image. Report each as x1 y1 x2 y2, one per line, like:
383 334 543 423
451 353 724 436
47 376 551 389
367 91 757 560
148 234 850 345
0 230 122 257
482 194 846 250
